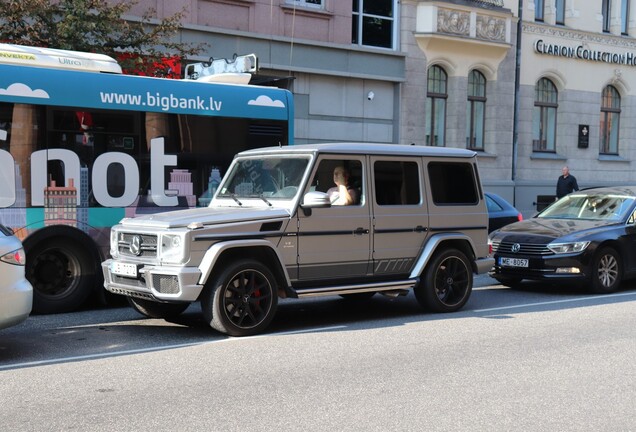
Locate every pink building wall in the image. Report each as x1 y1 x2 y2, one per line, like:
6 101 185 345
129 0 353 45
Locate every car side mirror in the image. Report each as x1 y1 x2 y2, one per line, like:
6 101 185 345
300 191 331 216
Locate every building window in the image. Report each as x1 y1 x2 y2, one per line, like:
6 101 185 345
426 65 447 147
622 0 630 34
352 0 397 49
600 85 621 155
535 0 545 21
556 0 566 24
287 0 323 8
603 0 611 32
533 78 558 152
466 70 486 150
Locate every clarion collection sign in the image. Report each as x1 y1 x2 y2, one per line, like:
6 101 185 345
534 39 636 66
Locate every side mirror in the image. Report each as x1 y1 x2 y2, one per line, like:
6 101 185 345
300 191 331 216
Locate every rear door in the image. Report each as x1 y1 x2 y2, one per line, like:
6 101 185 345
370 156 429 277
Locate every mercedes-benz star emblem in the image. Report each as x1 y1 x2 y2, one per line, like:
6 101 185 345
511 243 521 253
130 235 142 256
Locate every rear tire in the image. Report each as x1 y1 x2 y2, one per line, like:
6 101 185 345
26 238 96 314
201 259 278 336
415 248 473 313
128 297 190 319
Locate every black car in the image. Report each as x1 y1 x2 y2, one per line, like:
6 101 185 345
489 186 636 293
485 192 523 233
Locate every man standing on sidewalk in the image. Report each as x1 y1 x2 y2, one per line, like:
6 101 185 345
556 166 579 199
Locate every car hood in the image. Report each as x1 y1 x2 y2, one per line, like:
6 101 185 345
120 206 292 229
491 217 622 243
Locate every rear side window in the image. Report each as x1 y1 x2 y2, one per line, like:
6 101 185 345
374 161 421 205
428 162 478 205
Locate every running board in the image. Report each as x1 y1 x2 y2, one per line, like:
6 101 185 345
294 279 418 299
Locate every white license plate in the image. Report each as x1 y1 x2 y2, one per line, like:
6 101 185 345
111 262 139 278
500 257 529 268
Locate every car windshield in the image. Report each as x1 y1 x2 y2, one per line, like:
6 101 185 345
218 156 310 200
539 193 635 221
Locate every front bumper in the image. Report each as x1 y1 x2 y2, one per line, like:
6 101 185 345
489 253 590 282
0 278 33 330
102 259 203 302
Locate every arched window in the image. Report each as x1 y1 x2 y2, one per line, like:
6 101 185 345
426 65 447 147
466 70 486 150
533 78 558 152
600 85 621 155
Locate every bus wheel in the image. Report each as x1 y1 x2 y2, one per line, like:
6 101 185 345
26 238 96 314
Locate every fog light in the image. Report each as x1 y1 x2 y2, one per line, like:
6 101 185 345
556 267 581 274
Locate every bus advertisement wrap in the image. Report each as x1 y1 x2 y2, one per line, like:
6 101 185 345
0 50 294 314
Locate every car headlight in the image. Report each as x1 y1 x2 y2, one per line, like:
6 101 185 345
0 248 26 266
159 233 186 264
110 229 119 258
547 241 590 254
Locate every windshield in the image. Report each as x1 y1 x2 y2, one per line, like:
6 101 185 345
539 193 635 221
218 157 310 200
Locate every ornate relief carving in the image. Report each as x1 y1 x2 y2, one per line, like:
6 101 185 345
523 23 636 49
437 9 470 36
476 15 506 41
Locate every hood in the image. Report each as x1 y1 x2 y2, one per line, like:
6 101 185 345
491 217 621 243
120 206 292 229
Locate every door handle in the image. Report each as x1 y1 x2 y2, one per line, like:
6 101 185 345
354 227 369 235
414 225 427 233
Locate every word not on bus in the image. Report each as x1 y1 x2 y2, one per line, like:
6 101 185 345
0 138 179 208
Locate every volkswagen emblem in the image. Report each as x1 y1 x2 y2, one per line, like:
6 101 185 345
130 235 142 256
511 243 521 253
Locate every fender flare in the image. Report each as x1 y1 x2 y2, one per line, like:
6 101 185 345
409 233 478 279
198 239 292 286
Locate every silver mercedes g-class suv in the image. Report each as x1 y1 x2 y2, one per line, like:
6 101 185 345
102 143 493 336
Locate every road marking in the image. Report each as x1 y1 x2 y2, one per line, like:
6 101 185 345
0 325 347 371
473 291 636 313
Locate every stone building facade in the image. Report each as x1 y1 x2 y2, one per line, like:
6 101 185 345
129 1 636 216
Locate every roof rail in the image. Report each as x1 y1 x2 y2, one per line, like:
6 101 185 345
184 53 257 84
0 43 122 74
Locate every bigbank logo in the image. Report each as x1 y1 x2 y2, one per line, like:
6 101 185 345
0 82 50 99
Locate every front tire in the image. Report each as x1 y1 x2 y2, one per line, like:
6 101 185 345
589 247 622 293
415 248 473 313
201 259 278 336
128 297 190 319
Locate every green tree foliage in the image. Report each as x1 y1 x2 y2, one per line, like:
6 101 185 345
0 0 204 76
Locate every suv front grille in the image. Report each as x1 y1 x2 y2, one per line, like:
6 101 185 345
491 240 553 256
118 233 158 258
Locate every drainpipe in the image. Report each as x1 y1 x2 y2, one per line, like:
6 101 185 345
512 0 523 205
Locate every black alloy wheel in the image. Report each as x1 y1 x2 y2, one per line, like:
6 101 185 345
202 259 278 336
415 248 473 312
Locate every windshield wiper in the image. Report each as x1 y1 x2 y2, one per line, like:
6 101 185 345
259 195 273 207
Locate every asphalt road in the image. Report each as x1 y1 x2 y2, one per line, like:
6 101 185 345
1 275 635 431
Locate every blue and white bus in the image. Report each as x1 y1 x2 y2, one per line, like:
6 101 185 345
0 43 294 313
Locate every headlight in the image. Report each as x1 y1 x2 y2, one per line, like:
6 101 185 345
110 229 118 257
547 241 590 254
0 248 26 266
159 233 186 264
